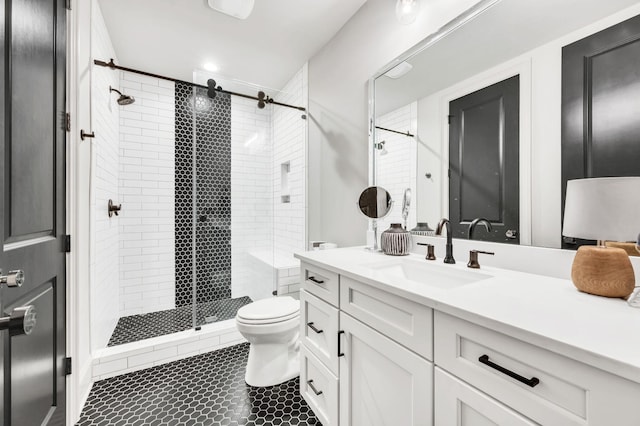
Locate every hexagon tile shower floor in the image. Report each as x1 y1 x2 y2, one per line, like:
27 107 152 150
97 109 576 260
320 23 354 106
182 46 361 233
77 343 321 426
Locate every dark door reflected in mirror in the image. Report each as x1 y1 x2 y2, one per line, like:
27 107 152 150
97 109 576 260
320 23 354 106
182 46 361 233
449 75 520 244
561 13 640 249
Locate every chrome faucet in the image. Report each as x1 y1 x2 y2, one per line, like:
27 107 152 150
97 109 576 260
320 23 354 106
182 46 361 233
468 218 493 240
436 218 455 264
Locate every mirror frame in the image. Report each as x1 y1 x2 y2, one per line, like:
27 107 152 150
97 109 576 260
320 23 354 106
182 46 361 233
367 0 540 245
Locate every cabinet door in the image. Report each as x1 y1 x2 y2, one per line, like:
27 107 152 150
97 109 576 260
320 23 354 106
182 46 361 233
435 368 538 426
339 313 433 426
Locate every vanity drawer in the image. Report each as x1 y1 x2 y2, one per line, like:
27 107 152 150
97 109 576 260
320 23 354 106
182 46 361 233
300 289 340 374
301 345 339 426
301 262 340 307
339 275 433 360
435 367 537 426
434 311 640 426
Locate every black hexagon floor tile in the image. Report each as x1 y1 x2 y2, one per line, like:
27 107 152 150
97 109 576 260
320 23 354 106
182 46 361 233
77 343 321 426
108 297 252 347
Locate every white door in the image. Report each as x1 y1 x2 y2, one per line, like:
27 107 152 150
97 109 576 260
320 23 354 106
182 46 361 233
434 367 538 426
339 312 433 426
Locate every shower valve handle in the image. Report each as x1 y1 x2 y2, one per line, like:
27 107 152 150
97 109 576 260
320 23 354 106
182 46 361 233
108 199 122 218
80 129 95 141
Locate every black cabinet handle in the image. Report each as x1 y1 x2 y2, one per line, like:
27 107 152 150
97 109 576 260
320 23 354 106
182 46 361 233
308 276 324 284
478 355 540 388
307 380 323 395
307 322 323 334
338 330 345 357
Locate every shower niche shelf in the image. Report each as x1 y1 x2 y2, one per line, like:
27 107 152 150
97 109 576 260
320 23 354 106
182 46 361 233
281 161 291 204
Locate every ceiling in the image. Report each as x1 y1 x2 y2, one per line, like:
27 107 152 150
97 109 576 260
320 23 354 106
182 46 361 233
98 0 367 91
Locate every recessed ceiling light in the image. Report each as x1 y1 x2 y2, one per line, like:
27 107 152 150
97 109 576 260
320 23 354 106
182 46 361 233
384 61 413 79
203 63 219 72
207 0 255 20
396 0 420 25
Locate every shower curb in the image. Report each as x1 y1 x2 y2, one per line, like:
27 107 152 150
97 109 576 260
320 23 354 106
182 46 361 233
91 319 245 381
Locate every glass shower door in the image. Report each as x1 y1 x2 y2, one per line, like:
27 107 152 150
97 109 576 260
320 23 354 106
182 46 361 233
192 80 276 331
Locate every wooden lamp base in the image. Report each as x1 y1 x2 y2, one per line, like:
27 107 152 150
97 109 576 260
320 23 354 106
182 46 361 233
571 246 636 298
605 241 640 257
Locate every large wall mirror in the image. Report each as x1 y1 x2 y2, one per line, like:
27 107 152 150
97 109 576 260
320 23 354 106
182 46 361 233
371 0 640 249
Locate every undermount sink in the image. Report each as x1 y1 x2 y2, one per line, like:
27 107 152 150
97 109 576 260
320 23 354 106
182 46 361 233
363 258 492 289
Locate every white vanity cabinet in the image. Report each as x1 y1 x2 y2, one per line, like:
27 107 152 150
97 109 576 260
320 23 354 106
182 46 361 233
300 262 434 426
299 259 640 426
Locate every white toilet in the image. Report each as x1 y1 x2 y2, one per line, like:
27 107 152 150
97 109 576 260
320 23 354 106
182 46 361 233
235 296 300 387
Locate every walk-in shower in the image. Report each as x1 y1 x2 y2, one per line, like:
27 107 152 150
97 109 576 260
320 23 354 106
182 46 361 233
89 56 308 351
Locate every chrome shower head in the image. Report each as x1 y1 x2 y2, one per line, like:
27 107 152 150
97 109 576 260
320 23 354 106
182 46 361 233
109 86 135 105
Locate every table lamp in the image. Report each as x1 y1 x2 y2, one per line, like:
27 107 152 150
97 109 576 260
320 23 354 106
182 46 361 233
562 177 640 298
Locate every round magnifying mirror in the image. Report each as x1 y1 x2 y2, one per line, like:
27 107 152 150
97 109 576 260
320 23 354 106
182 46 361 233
358 186 393 219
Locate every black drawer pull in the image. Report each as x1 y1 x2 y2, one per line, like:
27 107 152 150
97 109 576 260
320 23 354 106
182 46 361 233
307 379 323 396
307 322 323 334
308 276 325 284
478 355 540 388
338 330 345 357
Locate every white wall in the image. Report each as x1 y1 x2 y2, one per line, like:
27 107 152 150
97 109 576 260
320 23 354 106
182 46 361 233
307 0 482 248
89 1 121 351
68 0 95 420
118 71 176 316
375 102 417 234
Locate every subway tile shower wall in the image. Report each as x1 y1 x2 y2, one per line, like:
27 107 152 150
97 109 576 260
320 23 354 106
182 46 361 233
273 64 308 260
118 71 177 317
231 96 274 301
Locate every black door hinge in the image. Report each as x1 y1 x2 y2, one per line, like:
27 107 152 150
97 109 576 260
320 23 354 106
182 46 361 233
448 169 452 178
65 235 71 252
66 0 72 10
65 113 71 132
65 357 72 375
448 115 453 125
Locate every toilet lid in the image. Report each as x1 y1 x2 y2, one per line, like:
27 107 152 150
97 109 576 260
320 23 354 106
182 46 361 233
236 296 300 323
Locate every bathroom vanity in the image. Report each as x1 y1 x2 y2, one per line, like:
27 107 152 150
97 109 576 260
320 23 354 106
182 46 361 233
295 247 640 426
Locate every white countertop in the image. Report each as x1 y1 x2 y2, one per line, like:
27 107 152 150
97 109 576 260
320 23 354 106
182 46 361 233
295 247 640 383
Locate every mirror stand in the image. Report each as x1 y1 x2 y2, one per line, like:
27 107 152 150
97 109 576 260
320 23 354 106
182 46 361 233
366 219 380 252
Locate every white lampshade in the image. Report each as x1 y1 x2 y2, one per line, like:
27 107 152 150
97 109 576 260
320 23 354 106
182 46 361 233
563 177 640 242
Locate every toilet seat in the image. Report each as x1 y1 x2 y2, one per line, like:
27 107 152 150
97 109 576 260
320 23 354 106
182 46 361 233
236 296 300 325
